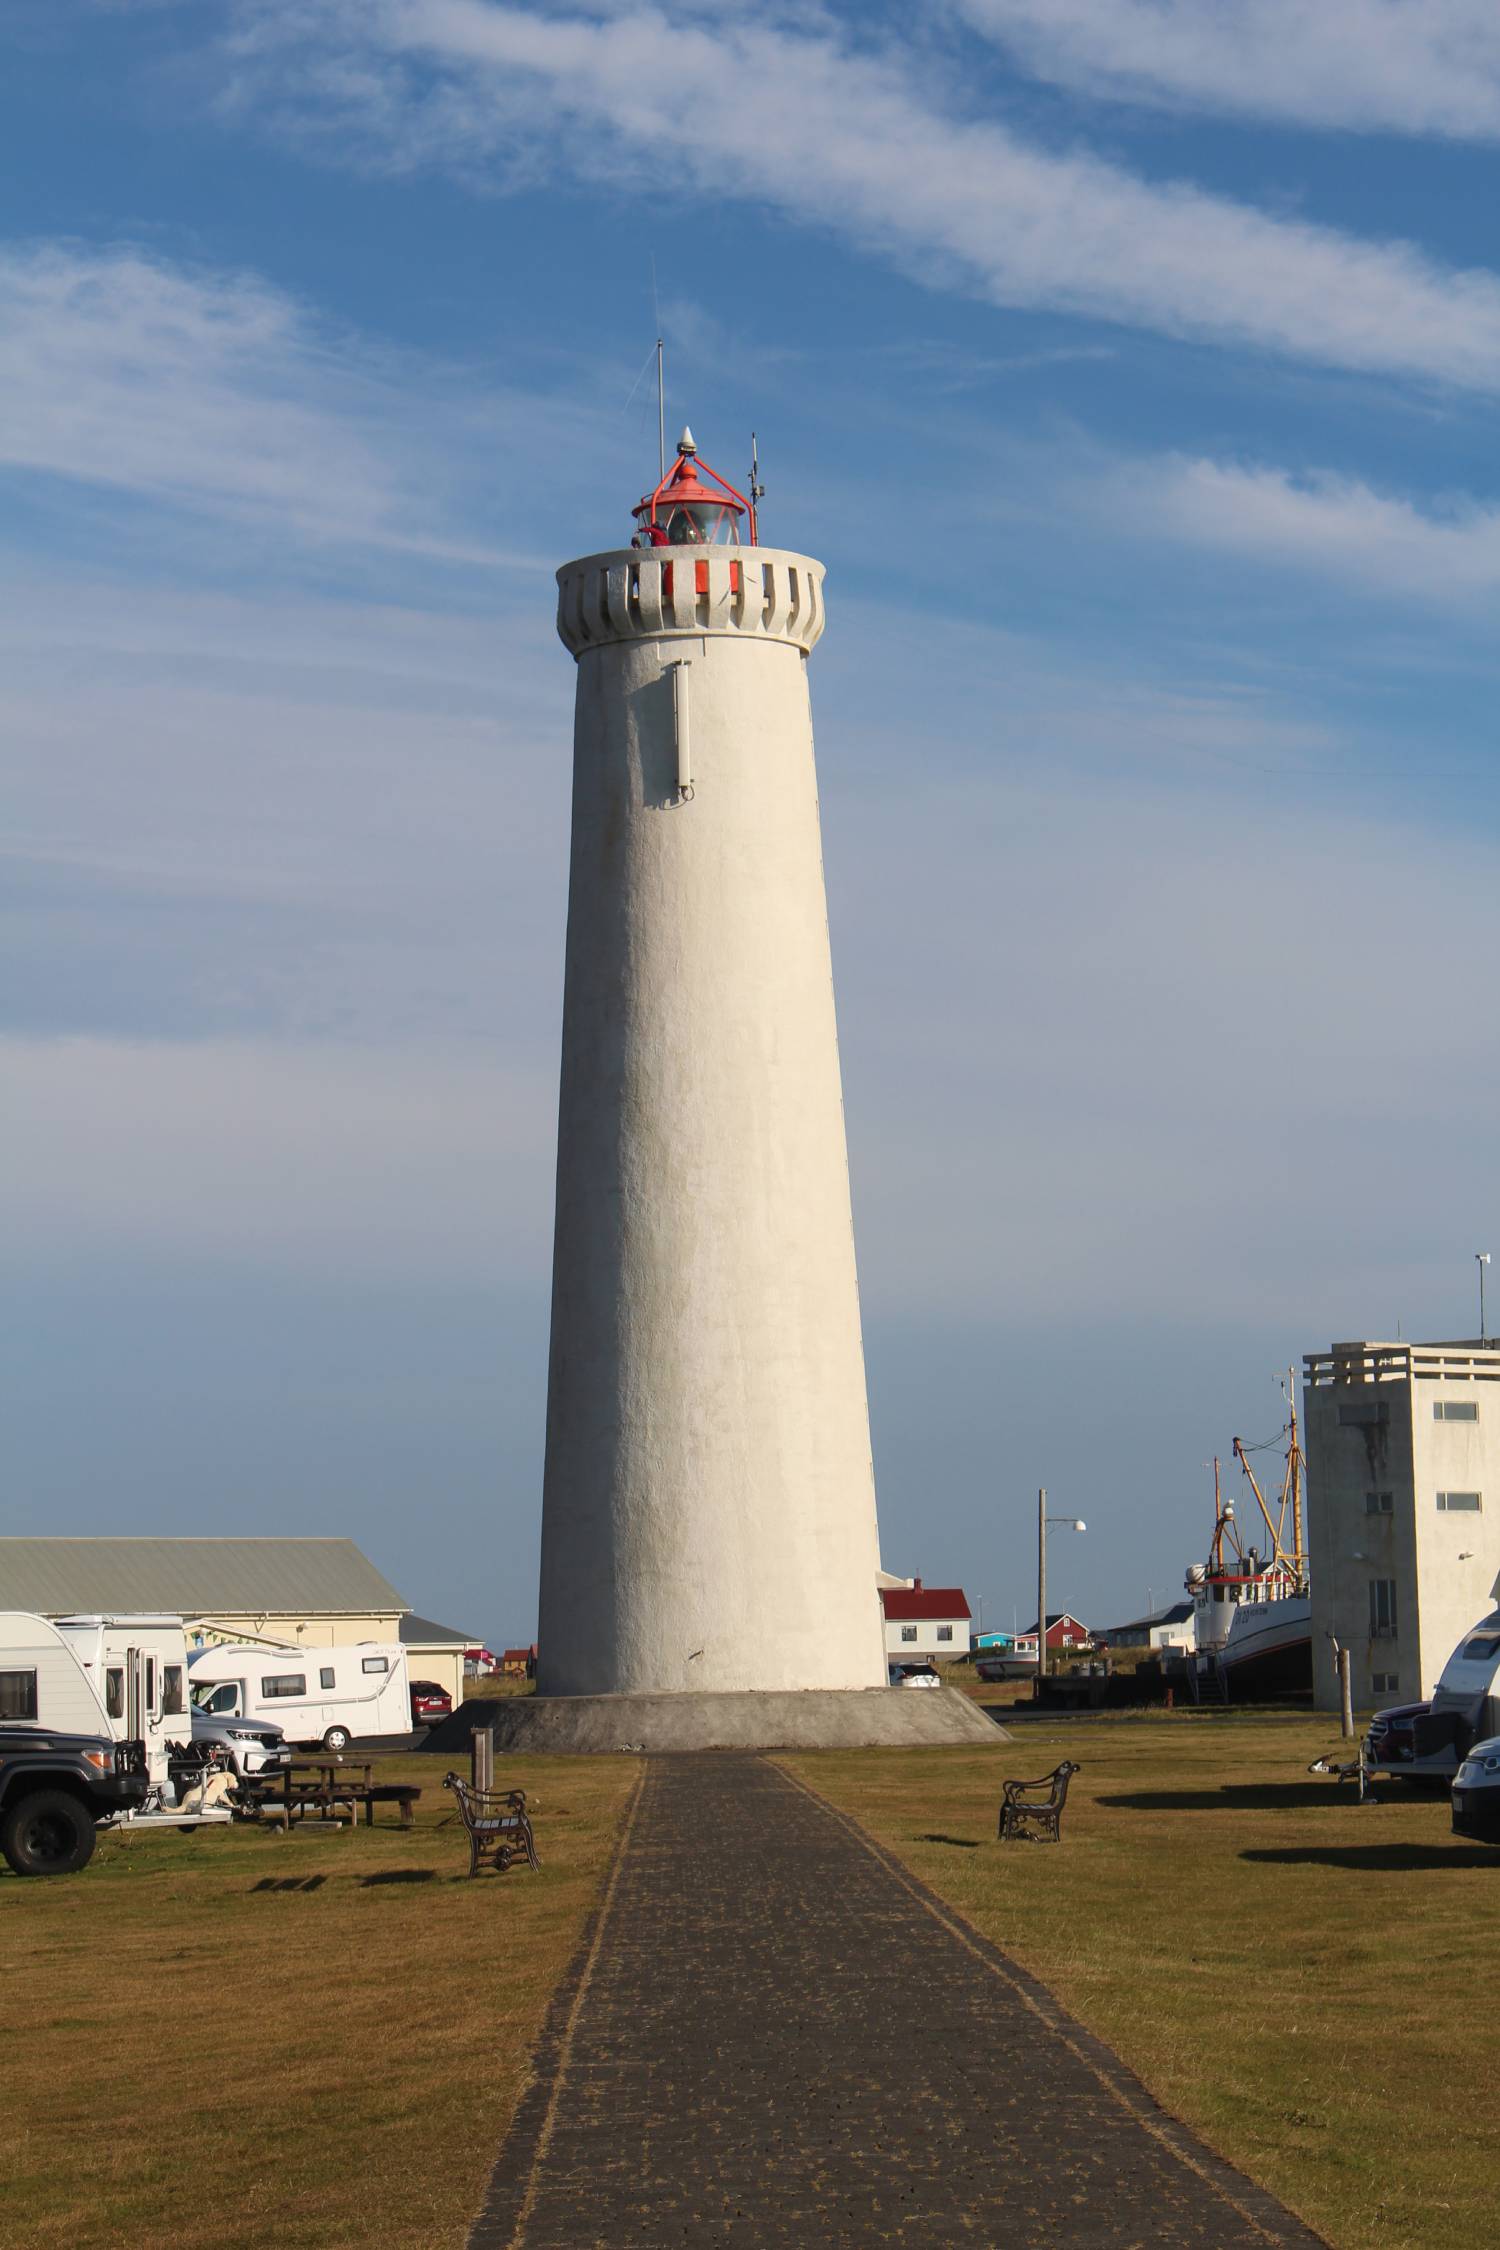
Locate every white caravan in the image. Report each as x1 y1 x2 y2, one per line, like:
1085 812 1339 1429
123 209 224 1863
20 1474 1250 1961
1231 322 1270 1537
187 1642 410 1752
0 1612 189 1786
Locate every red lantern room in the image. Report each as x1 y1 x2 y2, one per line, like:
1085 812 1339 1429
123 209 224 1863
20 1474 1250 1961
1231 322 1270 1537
632 427 758 549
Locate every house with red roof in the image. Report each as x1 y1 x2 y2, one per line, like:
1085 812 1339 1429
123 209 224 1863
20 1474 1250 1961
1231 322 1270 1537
879 1578 972 1664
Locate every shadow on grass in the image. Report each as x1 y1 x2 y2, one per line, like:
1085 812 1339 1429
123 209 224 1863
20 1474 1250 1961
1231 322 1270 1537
1099 1785 1337 1812
359 1868 439 1887
1242 1843 1500 1871
917 1833 983 1849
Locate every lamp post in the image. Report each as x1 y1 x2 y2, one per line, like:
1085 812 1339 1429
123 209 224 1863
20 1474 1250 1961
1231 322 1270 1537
1478 1252 1491 1345
1036 1488 1087 1692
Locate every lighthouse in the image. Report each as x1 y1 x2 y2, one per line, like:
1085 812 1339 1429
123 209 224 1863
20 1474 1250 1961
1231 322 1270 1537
524 432 993 1749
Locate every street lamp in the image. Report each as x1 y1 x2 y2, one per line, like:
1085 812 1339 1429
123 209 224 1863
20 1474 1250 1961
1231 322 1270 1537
1036 1487 1087 1691
1478 1252 1491 1345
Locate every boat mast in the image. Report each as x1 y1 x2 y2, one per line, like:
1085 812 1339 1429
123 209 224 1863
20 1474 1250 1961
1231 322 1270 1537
1287 1367 1306 1589
1232 1435 1284 1559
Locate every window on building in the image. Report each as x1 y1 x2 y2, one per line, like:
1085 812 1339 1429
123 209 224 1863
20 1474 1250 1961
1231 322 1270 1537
900 1625 917 1643
360 1657 389 1675
1434 1398 1479 1421
0 1669 38 1721
1365 1491 1394 1515
937 1625 954 1642
1437 1491 1482 1512
1372 1671 1400 1695
320 1667 336 1690
145 1657 156 1711
261 1673 307 1699
1368 1580 1398 1638
105 1667 124 1719
162 1665 184 1716
1339 1399 1390 1427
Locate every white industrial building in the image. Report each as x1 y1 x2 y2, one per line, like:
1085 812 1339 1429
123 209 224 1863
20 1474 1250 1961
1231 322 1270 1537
1303 1341 1500 1711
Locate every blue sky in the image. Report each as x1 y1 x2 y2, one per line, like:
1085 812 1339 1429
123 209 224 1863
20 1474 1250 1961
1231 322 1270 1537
5 0 1500 1642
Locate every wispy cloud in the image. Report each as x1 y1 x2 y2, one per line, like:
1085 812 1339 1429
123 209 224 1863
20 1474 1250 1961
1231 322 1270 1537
215 1 1500 393
0 241 536 565
958 0 1500 142
872 338 1117 395
1104 454 1500 603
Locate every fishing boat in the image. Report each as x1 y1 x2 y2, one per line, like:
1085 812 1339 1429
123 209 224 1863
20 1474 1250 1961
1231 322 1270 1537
1185 1379 1311 1701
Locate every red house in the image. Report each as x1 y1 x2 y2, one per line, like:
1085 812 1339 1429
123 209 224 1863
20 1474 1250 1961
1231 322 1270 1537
1023 1612 1093 1653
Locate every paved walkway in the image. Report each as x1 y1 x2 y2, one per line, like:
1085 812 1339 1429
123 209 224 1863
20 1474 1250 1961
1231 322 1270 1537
471 1755 1325 2249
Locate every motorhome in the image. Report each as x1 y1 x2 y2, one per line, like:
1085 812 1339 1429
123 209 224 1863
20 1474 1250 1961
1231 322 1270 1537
1364 1607 1500 1783
0 1612 188 1786
187 1641 411 1751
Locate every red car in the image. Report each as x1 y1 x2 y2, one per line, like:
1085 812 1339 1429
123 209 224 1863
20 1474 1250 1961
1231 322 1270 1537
409 1680 454 1727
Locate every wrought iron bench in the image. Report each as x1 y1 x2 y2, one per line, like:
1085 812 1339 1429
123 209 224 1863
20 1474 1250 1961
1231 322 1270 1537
998 1760 1081 1843
443 1774 539 1878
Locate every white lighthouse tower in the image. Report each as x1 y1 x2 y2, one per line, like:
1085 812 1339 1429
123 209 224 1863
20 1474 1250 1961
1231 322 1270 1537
525 432 992 1750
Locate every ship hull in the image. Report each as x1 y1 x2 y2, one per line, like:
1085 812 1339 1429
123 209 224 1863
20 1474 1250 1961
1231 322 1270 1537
1216 1596 1312 1700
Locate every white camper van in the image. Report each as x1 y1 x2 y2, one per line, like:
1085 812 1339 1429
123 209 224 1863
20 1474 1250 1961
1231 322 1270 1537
187 1642 411 1752
0 1612 188 1786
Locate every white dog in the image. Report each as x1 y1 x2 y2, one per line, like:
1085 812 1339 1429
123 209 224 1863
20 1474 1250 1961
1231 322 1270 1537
175 1767 240 1817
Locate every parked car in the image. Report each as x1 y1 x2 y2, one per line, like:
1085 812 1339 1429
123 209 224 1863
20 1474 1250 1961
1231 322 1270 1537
1452 1736 1500 1841
896 1664 942 1690
188 1701 289 1778
410 1680 453 1727
1362 1699 1429 1772
1364 1611 1500 1787
0 1725 149 1876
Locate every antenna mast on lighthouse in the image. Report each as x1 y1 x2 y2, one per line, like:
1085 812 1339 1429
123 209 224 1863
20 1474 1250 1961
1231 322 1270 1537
750 431 764 541
655 336 665 481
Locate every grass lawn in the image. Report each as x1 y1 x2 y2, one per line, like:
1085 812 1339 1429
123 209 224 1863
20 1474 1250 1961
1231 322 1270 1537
0 1750 639 2250
783 1711 1500 2250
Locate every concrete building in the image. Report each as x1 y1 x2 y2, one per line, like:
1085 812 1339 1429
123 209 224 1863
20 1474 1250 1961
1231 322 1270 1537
536 433 887 1704
1304 1341 1500 1710
881 1582 972 1664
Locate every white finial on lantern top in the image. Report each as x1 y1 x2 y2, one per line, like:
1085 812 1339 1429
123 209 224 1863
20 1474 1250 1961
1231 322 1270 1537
678 425 696 455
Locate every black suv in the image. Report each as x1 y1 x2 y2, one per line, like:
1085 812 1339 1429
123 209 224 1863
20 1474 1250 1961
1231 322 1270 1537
0 1727 150 1877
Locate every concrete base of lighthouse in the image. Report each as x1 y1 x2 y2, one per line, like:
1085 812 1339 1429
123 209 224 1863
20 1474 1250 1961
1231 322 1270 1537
422 1687 1007 1757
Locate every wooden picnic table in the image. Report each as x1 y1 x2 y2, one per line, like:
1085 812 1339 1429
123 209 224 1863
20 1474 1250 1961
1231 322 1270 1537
250 1761 422 1831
